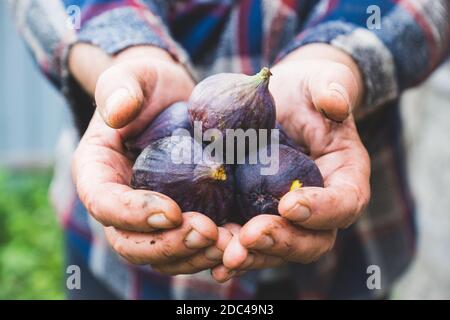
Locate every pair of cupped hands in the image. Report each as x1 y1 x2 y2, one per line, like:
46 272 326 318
71 44 370 282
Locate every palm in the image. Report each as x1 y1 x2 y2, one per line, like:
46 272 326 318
74 58 233 275
271 60 370 230
275 79 367 219
217 59 371 275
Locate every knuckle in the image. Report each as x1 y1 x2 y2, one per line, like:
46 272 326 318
118 190 133 209
159 240 177 260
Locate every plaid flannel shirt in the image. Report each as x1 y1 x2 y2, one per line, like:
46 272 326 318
10 0 450 299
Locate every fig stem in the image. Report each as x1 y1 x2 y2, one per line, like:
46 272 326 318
290 179 303 191
211 166 227 181
256 67 272 81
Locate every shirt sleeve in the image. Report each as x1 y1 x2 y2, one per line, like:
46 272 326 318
9 0 190 133
277 0 450 113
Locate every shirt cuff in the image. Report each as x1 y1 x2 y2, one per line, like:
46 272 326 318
75 6 188 63
277 21 399 113
60 6 191 135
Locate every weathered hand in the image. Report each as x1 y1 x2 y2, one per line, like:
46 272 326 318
105 212 234 274
221 45 371 273
72 46 229 273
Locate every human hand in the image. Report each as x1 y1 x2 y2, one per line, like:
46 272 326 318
220 44 371 274
71 45 229 273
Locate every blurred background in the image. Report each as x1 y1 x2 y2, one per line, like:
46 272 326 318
0 1 69 299
0 1 449 299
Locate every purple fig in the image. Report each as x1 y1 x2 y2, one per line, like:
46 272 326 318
234 144 323 221
131 136 235 224
125 102 191 154
188 67 276 135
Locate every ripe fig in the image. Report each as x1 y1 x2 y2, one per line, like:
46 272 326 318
125 102 191 154
234 144 323 220
131 136 235 224
188 67 276 135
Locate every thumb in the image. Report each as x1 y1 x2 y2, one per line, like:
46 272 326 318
308 62 360 122
95 61 156 129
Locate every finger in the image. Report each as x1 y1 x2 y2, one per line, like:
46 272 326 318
204 226 233 261
152 251 221 276
104 212 218 265
222 223 285 270
239 215 336 263
220 224 250 270
95 61 154 128
222 223 280 271
307 62 360 122
82 184 183 232
222 231 249 270
279 148 371 230
211 224 247 281
211 265 237 283
152 227 233 275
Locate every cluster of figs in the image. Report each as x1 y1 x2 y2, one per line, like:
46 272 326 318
128 67 324 225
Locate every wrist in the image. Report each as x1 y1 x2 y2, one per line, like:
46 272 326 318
114 45 175 64
68 44 189 97
68 43 113 96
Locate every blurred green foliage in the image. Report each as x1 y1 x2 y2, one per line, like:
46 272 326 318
0 169 64 299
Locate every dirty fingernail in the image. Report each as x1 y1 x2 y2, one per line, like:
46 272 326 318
250 235 274 250
287 204 311 222
205 246 223 261
105 88 130 112
147 213 174 229
184 230 214 249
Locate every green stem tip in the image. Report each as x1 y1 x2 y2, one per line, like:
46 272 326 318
256 67 272 81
